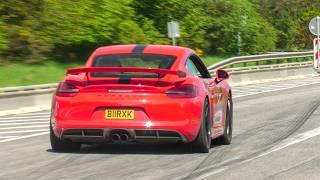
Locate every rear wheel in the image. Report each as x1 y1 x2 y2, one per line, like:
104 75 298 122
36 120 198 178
50 125 81 152
190 100 211 153
215 94 233 145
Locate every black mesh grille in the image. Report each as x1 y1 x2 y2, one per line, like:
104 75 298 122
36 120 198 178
135 130 157 137
63 129 103 137
158 130 180 137
83 129 103 136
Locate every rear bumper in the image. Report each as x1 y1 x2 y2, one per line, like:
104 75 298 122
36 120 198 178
59 128 187 143
52 117 198 143
52 93 205 142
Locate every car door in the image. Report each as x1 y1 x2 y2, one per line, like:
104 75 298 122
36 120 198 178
185 54 223 136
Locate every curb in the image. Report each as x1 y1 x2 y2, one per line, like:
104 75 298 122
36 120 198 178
229 74 318 87
0 84 57 97
0 88 56 98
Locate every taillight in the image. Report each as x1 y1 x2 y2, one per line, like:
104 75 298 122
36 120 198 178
56 82 79 97
166 84 198 98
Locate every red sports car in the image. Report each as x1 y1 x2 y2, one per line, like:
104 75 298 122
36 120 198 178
50 45 233 153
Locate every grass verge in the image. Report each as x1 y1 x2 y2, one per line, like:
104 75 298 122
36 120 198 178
0 55 230 87
202 54 231 67
0 61 83 87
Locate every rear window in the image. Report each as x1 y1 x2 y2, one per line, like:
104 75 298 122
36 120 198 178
91 54 176 78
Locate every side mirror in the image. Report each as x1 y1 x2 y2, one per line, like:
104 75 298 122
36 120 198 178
215 69 229 82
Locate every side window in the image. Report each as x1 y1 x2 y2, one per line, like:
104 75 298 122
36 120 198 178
186 55 211 78
186 59 200 76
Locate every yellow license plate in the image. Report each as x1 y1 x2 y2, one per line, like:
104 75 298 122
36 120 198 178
105 109 135 120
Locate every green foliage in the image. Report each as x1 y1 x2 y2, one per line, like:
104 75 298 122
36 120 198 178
0 0 52 62
0 21 8 51
258 0 320 50
295 7 320 49
203 0 277 54
179 7 207 50
43 0 137 45
0 0 316 63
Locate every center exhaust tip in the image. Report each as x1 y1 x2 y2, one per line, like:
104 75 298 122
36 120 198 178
110 134 120 142
120 134 129 142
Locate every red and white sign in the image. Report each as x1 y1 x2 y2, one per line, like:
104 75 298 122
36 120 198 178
314 38 320 70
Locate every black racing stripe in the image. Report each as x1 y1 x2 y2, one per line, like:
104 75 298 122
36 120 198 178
132 45 147 54
119 77 131 84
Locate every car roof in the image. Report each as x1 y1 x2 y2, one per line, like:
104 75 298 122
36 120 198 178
92 45 193 57
85 45 194 68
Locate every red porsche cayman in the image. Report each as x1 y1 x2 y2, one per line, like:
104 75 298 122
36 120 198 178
50 45 233 153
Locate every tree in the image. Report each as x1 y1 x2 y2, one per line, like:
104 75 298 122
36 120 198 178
0 0 315 63
203 0 276 54
0 0 51 62
0 20 8 51
42 0 155 61
258 0 320 50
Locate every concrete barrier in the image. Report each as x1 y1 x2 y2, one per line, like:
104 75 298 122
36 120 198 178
228 66 317 86
0 93 52 111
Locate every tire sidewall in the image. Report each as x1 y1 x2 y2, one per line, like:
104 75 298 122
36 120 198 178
225 95 233 142
191 99 211 153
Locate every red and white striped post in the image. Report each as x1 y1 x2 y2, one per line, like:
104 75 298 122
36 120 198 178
314 38 320 70
309 17 320 72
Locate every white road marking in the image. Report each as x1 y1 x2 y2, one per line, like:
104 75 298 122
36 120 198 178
237 85 276 90
195 126 320 180
0 129 48 134
0 132 49 143
0 136 17 139
249 84 292 89
234 80 319 93
0 115 50 120
233 84 295 94
235 89 269 94
19 112 50 116
243 126 320 163
0 121 48 126
194 167 228 180
0 119 48 123
0 125 48 130
234 81 320 98
255 83 294 88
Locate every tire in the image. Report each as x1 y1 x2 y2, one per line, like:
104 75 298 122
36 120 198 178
50 125 81 152
190 100 211 153
215 93 233 145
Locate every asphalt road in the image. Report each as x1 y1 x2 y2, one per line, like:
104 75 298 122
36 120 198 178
1 79 320 180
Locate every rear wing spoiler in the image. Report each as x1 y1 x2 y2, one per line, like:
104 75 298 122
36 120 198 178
67 67 186 77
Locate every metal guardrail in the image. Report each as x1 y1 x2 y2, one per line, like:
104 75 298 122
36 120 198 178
0 51 314 96
0 83 57 95
207 51 313 71
209 61 313 75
